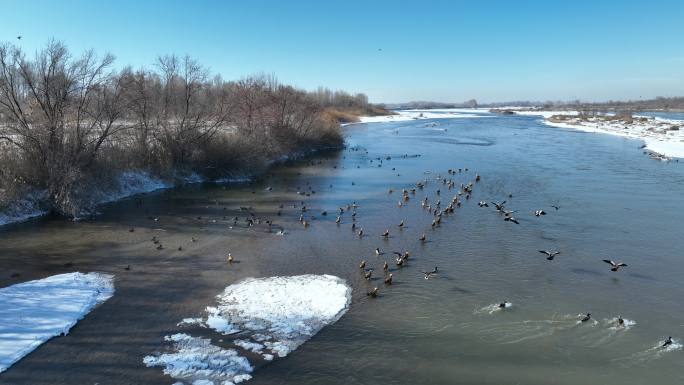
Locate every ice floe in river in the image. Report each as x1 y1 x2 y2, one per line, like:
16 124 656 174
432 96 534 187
144 274 351 385
0 272 115 373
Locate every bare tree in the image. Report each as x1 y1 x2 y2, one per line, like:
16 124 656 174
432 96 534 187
152 55 232 168
0 40 125 215
0 40 346 218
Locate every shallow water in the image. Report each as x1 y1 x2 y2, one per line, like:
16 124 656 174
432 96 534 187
1 111 683 384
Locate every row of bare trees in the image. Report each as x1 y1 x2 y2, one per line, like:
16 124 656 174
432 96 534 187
310 87 369 109
0 40 349 216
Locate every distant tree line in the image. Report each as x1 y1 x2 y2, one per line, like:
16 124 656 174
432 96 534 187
0 40 367 216
541 97 684 113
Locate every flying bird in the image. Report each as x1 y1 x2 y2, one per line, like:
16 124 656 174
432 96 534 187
504 216 520 224
422 266 438 279
492 201 507 211
603 259 628 272
539 250 560 260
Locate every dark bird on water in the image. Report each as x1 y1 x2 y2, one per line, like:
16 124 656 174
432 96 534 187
580 313 591 323
539 250 560 260
384 273 393 285
603 259 628 272
662 336 673 348
367 287 379 297
364 269 373 280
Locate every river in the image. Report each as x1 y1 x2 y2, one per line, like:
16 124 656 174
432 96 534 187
1 110 683 385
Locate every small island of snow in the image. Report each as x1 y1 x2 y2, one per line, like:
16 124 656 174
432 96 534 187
144 274 351 385
0 272 115 373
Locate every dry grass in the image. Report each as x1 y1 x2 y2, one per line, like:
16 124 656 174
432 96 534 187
323 106 395 124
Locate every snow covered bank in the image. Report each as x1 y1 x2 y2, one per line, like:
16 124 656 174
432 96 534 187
0 170 173 227
542 115 684 159
0 190 48 227
93 170 173 206
144 274 351 385
0 272 115 373
351 108 493 125
503 109 684 158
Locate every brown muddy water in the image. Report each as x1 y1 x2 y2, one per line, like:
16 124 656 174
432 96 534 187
1 110 683 384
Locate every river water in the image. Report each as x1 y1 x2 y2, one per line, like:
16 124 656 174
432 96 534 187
1 110 683 384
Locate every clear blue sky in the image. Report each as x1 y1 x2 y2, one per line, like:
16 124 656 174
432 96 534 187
3 0 684 103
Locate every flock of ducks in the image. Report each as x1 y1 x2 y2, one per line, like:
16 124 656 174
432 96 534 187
127 148 674 351
337 162 674 348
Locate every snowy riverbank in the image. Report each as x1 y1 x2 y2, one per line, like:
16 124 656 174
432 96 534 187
516 110 684 159
0 171 175 227
348 108 493 125
0 272 115 373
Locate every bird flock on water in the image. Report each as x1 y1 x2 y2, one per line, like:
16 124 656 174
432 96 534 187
123 149 673 350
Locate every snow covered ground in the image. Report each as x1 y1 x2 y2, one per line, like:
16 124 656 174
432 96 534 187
144 274 351 385
0 190 48 227
0 272 115 373
350 108 493 125
527 112 684 159
92 170 173 206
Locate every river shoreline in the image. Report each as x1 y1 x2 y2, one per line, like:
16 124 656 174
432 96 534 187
0 144 345 228
1 112 683 384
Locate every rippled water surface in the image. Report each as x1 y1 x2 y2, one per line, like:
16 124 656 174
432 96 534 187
1 111 683 385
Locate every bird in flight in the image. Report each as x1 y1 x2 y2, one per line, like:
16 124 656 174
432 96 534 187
603 259 628 272
539 250 560 260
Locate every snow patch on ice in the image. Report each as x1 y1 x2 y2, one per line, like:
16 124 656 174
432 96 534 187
205 275 351 357
233 339 264 354
143 333 253 385
146 275 351 384
0 272 114 373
